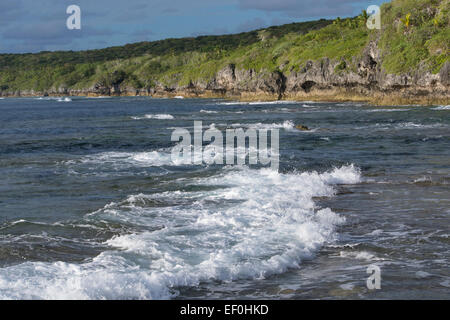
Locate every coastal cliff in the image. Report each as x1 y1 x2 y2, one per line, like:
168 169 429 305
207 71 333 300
1 0 449 105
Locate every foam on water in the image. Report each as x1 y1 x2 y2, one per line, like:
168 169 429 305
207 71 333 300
231 120 297 131
57 97 72 102
216 101 304 106
355 122 446 131
395 122 444 129
432 105 450 110
0 165 360 299
339 251 381 261
131 114 174 120
366 108 411 112
247 101 300 105
216 101 243 105
64 151 185 169
35 97 67 101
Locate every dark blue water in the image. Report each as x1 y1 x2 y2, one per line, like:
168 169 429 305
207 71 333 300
0 96 448 299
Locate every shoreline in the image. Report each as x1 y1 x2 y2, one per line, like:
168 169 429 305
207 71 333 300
0 90 448 106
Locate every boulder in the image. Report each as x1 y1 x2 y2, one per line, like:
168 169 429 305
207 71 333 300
296 125 310 131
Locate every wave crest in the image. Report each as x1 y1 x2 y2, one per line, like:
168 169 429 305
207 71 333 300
0 165 361 299
132 114 174 120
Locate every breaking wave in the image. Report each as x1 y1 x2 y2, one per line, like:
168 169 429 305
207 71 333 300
432 105 450 110
57 97 72 102
62 151 186 170
131 114 174 120
231 120 298 131
0 165 361 299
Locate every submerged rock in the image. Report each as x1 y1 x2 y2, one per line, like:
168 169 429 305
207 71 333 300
296 124 310 131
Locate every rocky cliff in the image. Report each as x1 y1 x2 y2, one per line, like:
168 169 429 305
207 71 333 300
150 40 448 104
12 39 447 106
1 0 448 105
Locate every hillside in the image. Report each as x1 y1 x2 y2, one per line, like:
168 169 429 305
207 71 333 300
0 0 449 105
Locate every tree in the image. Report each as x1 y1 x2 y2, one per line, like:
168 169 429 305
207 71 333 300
362 10 369 22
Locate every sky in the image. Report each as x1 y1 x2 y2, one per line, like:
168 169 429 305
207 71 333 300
0 0 388 53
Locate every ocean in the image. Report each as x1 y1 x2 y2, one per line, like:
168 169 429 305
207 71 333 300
0 96 448 299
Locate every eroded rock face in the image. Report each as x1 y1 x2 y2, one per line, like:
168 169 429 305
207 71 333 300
281 40 447 101
439 62 450 86
207 64 285 97
92 82 111 95
215 64 236 89
0 41 447 104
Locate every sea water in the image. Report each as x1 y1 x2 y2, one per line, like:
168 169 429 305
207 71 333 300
0 97 448 299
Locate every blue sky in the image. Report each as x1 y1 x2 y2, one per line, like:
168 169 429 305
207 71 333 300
0 0 388 53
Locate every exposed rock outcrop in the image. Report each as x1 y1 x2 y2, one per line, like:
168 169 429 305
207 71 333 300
1 41 448 105
295 125 310 131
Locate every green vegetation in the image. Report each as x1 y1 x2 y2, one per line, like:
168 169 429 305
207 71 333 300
379 0 449 74
0 0 448 93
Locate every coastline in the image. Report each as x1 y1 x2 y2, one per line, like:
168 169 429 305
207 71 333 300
1 89 448 106
1 0 448 109
2 59 448 107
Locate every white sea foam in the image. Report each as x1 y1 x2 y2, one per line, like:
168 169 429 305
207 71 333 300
247 101 300 105
35 97 61 101
231 120 297 131
64 151 186 169
216 101 244 105
413 176 432 183
200 109 218 114
57 97 72 102
0 165 360 299
432 105 450 110
355 122 445 131
366 108 411 112
132 114 174 120
339 251 381 261
261 105 313 113
217 100 303 106
395 122 444 129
